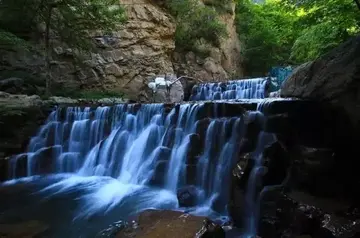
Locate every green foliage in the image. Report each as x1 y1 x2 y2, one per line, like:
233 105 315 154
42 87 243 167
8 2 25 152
236 0 360 75
236 0 299 75
203 0 234 14
0 29 33 51
166 0 228 54
0 0 126 51
287 0 360 62
290 22 347 62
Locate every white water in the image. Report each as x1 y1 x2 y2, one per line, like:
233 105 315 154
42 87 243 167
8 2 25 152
190 78 271 101
7 103 246 220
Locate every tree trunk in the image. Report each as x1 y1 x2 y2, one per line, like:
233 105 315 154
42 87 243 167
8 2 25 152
44 7 54 96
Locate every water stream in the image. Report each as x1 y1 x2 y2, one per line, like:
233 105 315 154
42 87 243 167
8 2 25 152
0 78 286 237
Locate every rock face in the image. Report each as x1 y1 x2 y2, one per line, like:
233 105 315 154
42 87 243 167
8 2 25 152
0 0 243 100
0 220 48 237
172 2 243 81
114 210 225 238
281 35 360 134
94 0 176 97
0 0 176 100
280 36 360 202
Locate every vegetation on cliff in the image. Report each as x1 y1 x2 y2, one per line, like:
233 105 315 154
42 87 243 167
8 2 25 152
0 0 126 95
165 0 228 55
203 0 234 14
236 0 360 76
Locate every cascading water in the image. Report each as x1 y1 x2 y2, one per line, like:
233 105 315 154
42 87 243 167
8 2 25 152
241 112 277 237
6 103 246 223
1 73 293 237
189 78 271 101
241 100 293 237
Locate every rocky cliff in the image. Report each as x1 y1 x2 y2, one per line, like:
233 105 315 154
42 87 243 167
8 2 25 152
172 1 243 81
0 0 242 100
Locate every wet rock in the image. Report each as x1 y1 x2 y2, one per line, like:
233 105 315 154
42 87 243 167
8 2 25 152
196 219 225 238
96 220 129 238
115 210 225 238
186 164 197 185
322 214 360 238
312 227 336 238
281 35 360 196
177 185 198 207
8 145 63 177
156 146 172 161
187 133 201 165
228 153 252 228
0 156 11 181
262 141 290 187
291 146 339 198
0 220 48 237
149 160 168 186
195 118 211 147
0 103 49 165
239 112 263 153
281 35 360 137
257 194 354 238
8 154 27 178
264 114 291 135
228 176 246 227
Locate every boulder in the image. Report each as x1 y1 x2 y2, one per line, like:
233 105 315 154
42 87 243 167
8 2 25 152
281 36 360 201
177 185 199 207
0 220 48 237
281 35 360 135
114 210 225 238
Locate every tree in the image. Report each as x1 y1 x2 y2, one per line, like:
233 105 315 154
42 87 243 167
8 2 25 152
235 0 300 76
0 0 126 95
285 0 360 63
165 0 228 54
235 0 360 75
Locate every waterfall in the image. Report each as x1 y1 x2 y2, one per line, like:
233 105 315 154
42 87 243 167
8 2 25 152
7 103 247 220
3 91 292 236
242 129 277 237
189 78 270 101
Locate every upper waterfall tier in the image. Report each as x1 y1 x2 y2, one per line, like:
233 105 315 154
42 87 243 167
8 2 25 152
189 78 271 101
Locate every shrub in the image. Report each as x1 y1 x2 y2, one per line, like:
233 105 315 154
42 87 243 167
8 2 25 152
203 0 233 14
166 0 228 54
